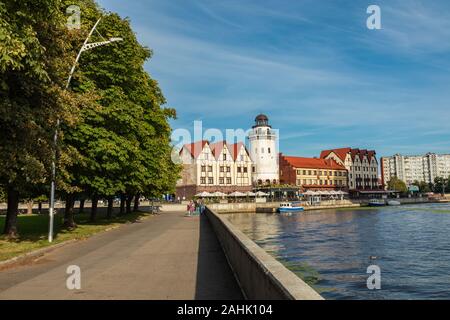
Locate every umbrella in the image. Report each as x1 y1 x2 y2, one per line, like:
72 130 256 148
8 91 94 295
255 191 269 197
303 190 316 196
245 191 256 197
229 191 246 197
195 191 212 197
212 191 227 197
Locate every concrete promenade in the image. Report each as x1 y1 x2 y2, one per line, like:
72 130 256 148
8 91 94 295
0 211 243 300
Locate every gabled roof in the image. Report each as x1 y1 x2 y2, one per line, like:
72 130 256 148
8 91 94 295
281 155 346 170
321 147 377 162
228 142 248 161
182 140 209 159
210 140 228 159
320 148 351 162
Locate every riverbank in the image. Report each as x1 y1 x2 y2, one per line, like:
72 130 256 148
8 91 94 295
209 197 441 214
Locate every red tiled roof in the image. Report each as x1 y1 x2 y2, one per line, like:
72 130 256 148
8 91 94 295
320 147 376 162
182 140 209 159
210 140 227 159
281 155 346 170
320 147 351 162
228 142 246 161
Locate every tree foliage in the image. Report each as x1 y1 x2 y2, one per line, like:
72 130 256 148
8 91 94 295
1 0 180 235
387 177 408 193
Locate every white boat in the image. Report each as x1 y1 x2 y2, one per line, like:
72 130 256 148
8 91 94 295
277 202 304 213
387 200 401 206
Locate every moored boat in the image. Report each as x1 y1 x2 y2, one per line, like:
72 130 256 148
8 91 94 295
368 199 386 207
387 200 401 206
278 201 304 213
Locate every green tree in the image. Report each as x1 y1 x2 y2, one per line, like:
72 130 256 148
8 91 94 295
411 180 431 193
433 176 450 194
0 0 82 237
387 177 408 194
61 3 180 224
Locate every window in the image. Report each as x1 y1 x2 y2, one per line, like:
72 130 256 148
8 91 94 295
204 153 209 160
318 171 322 176
303 170 307 175
268 147 271 154
308 170 312 175
219 178 224 184
314 170 317 175
223 153 227 161
244 167 248 173
208 177 214 184
226 178 232 184
208 166 213 172
200 177 206 184
240 155 244 161
201 166 206 172
220 166 224 172
237 167 242 173
226 166 231 172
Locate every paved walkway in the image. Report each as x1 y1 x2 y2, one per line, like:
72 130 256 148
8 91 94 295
0 211 243 299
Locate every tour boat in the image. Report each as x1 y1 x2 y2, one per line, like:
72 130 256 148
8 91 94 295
368 199 386 207
387 200 401 206
277 202 304 213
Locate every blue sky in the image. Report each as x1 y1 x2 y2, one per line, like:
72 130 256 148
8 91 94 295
97 0 450 158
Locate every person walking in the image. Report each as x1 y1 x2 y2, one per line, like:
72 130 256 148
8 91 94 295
189 201 195 216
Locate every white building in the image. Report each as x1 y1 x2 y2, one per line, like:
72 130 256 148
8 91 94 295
176 140 253 199
247 114 279 185
381 153 450 187
320 148 379 190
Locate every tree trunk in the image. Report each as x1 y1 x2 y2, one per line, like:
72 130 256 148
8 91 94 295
79 198 85 214
107 196 114 219
63 194 77 229
133 193 140 212
119 194 126 216
126 194 133 214
90 195 99 222
38 201 42 214
26 200 33 215
3 186 19 238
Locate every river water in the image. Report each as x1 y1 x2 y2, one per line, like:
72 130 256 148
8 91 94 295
225 203 450 300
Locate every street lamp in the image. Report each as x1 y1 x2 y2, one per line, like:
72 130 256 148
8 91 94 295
48 18 123 242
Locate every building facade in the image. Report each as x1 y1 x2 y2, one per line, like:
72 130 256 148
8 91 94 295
247 114 279 185
176 140 253 199
279 154 348 191
320 148 380 190
381 153 450 187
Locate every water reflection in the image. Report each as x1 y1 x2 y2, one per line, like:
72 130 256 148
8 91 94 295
225 203 450 300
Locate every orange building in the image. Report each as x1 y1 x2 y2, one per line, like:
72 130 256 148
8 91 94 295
279 154 348 191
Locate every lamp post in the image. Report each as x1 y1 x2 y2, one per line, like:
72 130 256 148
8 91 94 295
48 18 122 242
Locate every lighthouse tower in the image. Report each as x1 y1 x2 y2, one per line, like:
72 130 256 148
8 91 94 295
248 114 279 185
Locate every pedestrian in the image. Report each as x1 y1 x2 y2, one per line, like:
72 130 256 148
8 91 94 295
186 201 192 216
189 201 195 216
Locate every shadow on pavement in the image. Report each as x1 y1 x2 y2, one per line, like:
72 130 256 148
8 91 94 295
195 213 244 300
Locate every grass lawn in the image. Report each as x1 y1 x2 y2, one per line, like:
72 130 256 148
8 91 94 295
0 210 152 262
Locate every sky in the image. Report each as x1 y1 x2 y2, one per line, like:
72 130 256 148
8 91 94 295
96 0 450 158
